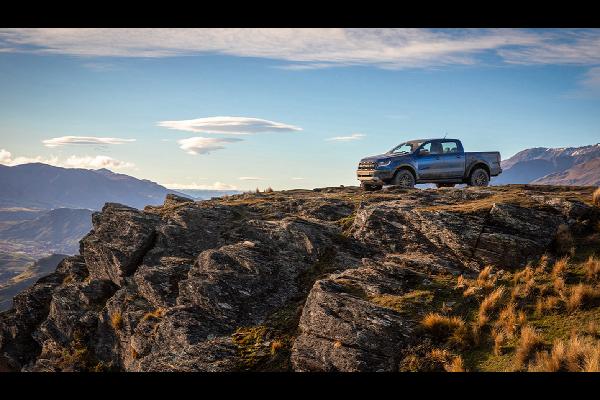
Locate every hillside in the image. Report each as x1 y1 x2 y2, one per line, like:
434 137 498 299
0 185 599 372
0 163 182 210
0 254 67 312
496 144 600 186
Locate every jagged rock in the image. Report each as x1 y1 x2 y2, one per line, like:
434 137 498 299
81 203 159 286
0 186 595 371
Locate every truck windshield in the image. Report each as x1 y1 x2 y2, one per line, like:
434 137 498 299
388 142 421 154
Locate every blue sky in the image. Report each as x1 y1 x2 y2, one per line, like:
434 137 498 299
0 29 599 190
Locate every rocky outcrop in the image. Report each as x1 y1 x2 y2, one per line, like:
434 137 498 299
0 185 596 372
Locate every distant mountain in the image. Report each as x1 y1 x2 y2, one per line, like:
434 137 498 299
495 144 600 186
173 188 242 200
0 254 67 311
0 208 93 255
0 163 183 210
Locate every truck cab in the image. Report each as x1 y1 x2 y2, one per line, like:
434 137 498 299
357 138 502 190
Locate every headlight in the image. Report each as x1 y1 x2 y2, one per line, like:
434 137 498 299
377 160 392 167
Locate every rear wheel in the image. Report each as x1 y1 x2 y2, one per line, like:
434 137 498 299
468 168 490 187
361 182 382 192
436 183 455 188
392 169 415 188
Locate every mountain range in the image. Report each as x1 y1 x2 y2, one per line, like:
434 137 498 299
495 143 600 186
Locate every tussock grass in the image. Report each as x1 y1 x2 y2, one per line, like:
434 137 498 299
515 325 544 368
566 284 600 313
478 287 505 327
141 308 165 322
444 355 465 372
529 335 600 372
422 313 465 340
110 312 123 331
584 256 600 281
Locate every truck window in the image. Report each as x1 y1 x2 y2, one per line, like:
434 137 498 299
440 141 459 153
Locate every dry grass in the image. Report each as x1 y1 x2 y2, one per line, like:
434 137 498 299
593 187 600 207
493 302 518 339
270 339 284 355
141 308 165 322
477 266 495 288
110 312 123 331
535 254 550 274
422 313 465 339
566 284 600 313
529 335 600 372
478 287 505 326
444 355 465 372
463 286 478 297
535 296 560 317
515 325 544 368
553 224 575 256
455 275 467 290
553 276 567 298
584 256 600 281
552 257 569 278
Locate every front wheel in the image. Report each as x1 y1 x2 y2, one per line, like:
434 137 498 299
468 168 490 187
392 169 415 188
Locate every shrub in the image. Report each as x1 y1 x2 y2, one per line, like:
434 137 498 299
584 256 600 281
110 312 123 331
264 187 274 193
593 187 600 207
421 313 465 340
515 325 544 368
529 335 600 372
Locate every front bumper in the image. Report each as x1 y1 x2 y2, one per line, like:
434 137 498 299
356 169 393 184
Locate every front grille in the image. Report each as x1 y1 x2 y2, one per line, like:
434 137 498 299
358 161 376 170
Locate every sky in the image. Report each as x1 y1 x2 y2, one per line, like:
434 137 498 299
0 28 599 191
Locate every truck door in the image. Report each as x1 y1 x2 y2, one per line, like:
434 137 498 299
415 141 439 180
438 140 465 178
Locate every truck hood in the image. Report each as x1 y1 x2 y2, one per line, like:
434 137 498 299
360 153 410 163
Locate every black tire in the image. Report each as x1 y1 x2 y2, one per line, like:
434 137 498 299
361 182 382 192
392 169 415 188
436 183 455 188
468 168 490 187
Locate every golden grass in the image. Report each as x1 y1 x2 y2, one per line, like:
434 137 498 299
584 256 600 281
270 339 284 355
515 325 544 368
141 308 165 322
477 266 495 287
552 257 569 278
422 313 465 339
529 335 600 372
535 296 560 317
444 355 465 372
110 312 123 331
478 287 505 327
493 302 518 339
593 187 600 207
566 284 600 313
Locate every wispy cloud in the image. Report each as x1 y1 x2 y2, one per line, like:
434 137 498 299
177 136 242 155
42 136 136 148
159 116 302 135
326 133 366 142
0 148 135 170
238 176 264 181
163 181 238 190
291 177 305 180
2 29 600 70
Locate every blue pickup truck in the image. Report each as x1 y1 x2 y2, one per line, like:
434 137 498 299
357 138 502 191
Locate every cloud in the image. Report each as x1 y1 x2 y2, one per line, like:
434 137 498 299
177 136 242 155
326 133 366 142
0 148 134 170
42 136 136 148
2 28 592 70
291 177 305 180
580 67 600 90
159 116 302 135
163 181 238 190
238 176 264 181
